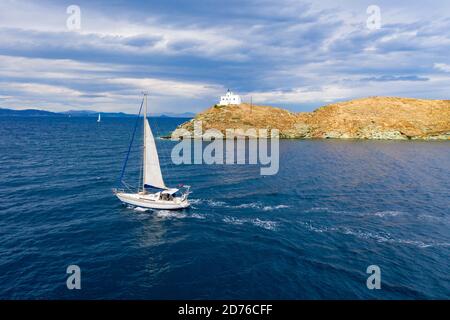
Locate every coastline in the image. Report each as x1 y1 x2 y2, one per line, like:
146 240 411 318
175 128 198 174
172 97 450 141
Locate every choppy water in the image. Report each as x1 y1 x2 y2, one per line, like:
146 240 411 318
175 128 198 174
0 116 449 299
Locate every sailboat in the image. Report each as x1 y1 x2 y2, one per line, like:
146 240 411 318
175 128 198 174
113 93 190 210
97 113 101 123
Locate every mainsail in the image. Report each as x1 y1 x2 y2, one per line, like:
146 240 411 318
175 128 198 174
114 93 190 210
143 108 166 190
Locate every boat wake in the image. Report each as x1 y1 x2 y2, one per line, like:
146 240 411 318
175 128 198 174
156 210 187 219
155 210 206 220
132 206 149 212
127 205 206 220
299 221 450 248
191 199 289 211
222 216 278 230
304 207 405 218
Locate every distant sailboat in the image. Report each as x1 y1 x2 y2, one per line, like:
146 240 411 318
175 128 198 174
97 113 101 122
113 93 190 210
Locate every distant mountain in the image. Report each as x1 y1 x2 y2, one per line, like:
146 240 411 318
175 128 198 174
62 110 135 117
61 110 97 116
0 108 194 118
150 112 196 118
0 108 61 117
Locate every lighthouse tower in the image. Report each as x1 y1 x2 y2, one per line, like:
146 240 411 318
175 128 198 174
218 89 241 106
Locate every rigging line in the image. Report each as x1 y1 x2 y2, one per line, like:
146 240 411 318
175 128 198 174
139 144 144 192
117 96 144 188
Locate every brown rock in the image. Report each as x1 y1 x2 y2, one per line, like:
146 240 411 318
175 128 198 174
174 97 450 140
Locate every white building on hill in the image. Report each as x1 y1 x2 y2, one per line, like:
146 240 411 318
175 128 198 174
218 89 241 106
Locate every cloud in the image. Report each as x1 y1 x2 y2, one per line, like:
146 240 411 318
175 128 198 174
3 83 82 96
360 75 429 82
107 78 223 98
0 0 449 112
247 85 352 105
434 63 450 72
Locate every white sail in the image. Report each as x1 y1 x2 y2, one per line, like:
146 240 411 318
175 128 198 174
114 93 190 210
143 118 166 189
97 114 101 122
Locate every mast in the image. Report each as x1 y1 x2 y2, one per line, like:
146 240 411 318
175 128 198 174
142 93 147 192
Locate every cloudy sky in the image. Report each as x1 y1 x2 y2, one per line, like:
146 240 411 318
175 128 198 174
0 0 449 113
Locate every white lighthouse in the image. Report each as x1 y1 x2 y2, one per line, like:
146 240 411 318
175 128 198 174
218 89 241 106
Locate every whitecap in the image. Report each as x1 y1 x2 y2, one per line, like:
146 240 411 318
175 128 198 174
222 216 246 225
133 206 149 212
156 210 187 219
190 213 206 219
299 221 336 233
222 216 278 230
340 227 391 242
251 218 278 230
262 204 289 211
206 200 228 207
372 211 403 218
234 202 262 209
188 198 290 212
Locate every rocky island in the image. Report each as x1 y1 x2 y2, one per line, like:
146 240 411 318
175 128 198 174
174 97 450 140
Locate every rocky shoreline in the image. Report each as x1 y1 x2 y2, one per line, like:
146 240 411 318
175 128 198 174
173 97 450 140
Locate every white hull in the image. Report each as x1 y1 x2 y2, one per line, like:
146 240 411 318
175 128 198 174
115 94 191 211
116 191 190 210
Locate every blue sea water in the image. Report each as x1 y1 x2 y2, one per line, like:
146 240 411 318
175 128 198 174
0 116 449 299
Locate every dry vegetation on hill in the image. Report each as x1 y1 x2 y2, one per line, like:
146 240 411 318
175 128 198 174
175 97 450 140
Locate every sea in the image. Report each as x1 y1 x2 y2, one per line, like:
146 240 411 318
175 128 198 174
0 116 449 299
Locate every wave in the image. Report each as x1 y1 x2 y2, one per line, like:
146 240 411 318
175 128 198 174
304 207 405 218
189 199 227 207
133 206 149 212
263 205 289 211
188 199 202 204
191 198 289 211
206 200 228 207
234 203 261 209
222 216 245 225
417 214 450 224
304 207 347 214
304 207 331 213
126 203 206 220
155 211 207 220
371 211 403 218
191 213 206 219
299 221 449 248
156 210 187 219
222 216 278 230
300 221 338 233
251 218 278 230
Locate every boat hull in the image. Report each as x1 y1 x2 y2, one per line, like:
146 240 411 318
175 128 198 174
115 192 190 210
